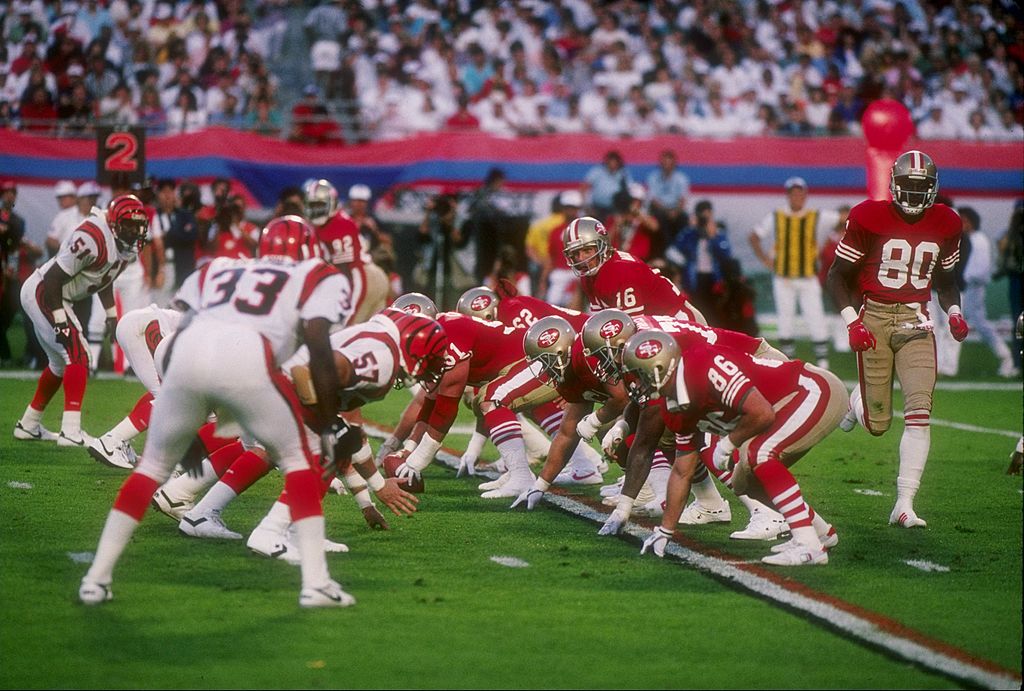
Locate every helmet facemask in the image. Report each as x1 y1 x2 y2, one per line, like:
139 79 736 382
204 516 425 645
890 150 938 216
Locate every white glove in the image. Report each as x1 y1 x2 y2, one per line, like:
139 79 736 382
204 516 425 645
511 477 549 510
376 435 402 464
601 419 630 457
712 436 736 472
396 436 441 482
576 412 601 441
456 432 487 477
598 496 634 536
641 526 672 557
394 461 422 483
328 477 347 495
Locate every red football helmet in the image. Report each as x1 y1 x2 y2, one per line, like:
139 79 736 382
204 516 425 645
258 215 323 261
106 194 149 249
382 309 450 390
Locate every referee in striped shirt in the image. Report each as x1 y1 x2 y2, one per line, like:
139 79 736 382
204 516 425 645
749 177 840 367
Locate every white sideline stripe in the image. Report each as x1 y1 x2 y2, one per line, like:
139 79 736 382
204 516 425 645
66 551 94 564
490 555 530 568
431 446 1021 691
7 481 33 489
840 379 1022 392
892 411 1020 439
905 560 951 573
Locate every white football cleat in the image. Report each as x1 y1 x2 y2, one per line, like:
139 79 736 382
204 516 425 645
838 408 857 432
179 511 243 539
481 477 534 499
151 487 196 521
771 527 839 554
57 430 88 447
678 501 732 525
761 544 829 566
599 476 624 498
247 525 292 560
730 508 788 541
631 498 666 518
78 580 112 605
478 471 511 492
553 466 603 485
13 421 58 442
889 505 927 528
87 434 136 470
299 580 356 608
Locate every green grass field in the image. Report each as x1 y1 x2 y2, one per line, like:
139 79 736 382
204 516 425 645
0 363 1020 689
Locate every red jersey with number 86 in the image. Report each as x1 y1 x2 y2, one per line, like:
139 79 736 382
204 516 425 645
834 200 961 304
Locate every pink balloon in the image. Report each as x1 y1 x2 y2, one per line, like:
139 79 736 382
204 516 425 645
861 98 914 149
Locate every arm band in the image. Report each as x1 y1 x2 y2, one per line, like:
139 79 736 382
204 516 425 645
105 305 118 318
840 306 859 326
366 471 386 492
416 395 437 424
947 305 962 316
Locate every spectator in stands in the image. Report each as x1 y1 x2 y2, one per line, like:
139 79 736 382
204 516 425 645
136 86 167 134
445 92 480 131
166 89 207 134
19 84 57 133
645 149 689 256
244 96 282 136
57 81 94 134
289 84 341 144
665 199 733 324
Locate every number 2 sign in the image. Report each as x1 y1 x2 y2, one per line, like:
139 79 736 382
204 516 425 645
96 126 146 186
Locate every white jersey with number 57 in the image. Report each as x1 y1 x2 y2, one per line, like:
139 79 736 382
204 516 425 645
174 256 351 364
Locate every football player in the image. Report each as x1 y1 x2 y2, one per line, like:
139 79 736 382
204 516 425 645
304 179 388 323
625 331 847 565
562 216 706 324
826 150 966 528
14 195 147 447
80 215 356 608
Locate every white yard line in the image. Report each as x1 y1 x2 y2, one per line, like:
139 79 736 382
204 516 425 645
892 411 1020 439
430 445 1022 691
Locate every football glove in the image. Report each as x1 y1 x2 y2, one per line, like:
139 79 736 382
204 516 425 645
948 311 970 342
641 526 672 558
847 318 876 352
510 477 549 510
320 418 363 480
598 509 628 536
53 321 74 351
712 436 736 472
575 412 601 441
375 435 402 463
601 420 630 459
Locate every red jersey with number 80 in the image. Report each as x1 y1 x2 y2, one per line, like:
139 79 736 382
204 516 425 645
581 251 695 319
834 200 961 304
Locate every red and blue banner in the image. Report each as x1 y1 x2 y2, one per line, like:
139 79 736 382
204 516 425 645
1 128 1020 207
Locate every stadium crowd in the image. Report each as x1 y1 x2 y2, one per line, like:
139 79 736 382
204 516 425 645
1 0 1023 141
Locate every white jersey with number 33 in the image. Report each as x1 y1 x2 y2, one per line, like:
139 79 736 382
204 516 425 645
174 256 352 364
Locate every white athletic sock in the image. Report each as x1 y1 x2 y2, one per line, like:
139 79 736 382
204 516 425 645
495 438 532 484
292 515 331 589
791 525 822 550
84 510 140 585
647 462 671 503
463 431 487 461
189 481 238 517
110 416 143 441
811 512 832 537
20 406 43 428
690 475 727 508
61 410 82 435
741 496 784 521
163 460 218 501
897 422 930 506
518 415 552 460
256 500 291 535
567 443 599 474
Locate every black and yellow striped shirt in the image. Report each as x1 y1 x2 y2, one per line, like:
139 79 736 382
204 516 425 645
773 209 819 278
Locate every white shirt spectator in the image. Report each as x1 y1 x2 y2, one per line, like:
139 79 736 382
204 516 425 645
916 108 958 140
166 105 208 134
49 206 85 249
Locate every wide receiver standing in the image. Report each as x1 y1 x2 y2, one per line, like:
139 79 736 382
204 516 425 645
826 150 967 528
79 215 355 607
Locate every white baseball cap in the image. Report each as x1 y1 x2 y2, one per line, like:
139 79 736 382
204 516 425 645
784 176 808 191
559 190 583 208
77 181 101 197
54 180 77 197
348 184 371 201
628 182 647 200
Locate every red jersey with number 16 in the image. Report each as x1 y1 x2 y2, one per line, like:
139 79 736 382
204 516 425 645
834 200 961 304
581 251 696 320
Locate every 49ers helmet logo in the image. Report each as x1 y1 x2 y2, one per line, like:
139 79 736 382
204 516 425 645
599 319 623 339
470 295 492 311
537 328 561 348
635 339 663 359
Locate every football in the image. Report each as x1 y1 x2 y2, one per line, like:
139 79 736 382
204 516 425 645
382 452 425 494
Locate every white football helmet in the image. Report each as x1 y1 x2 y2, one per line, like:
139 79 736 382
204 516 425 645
620 330 680 405
303 178 339 225
456 286 499 322
392 292 438 319
890 150 938 216
524 316 576 384
562 216 611 277
580 309 636 383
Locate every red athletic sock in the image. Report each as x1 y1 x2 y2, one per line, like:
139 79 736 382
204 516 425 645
206 440 245 476
112 472 162 521
196 421 236 456
127 392 155 432
29 367 63 411
529 401 564 436
483 406 521 445
284 468 323 522
62 363 88 412
752 460 813 530
220 450 273 495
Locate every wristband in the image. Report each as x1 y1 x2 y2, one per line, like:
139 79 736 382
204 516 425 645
366 471 386 492
533 477 550 492
105 305 118 318
352 488 374 509
840 306 859 326
342 468 367 493
52 308 67 324
352 440 372 464
615 495 635 515
406 436 442 471
947 305 962 317
402 438 417 453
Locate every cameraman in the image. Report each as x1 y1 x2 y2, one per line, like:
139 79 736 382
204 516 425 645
665 199 734 324
610 182 660 261
417 192 465 309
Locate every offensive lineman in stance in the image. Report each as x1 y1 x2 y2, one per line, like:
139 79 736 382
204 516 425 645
827 150 967 528
80 216 355 607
